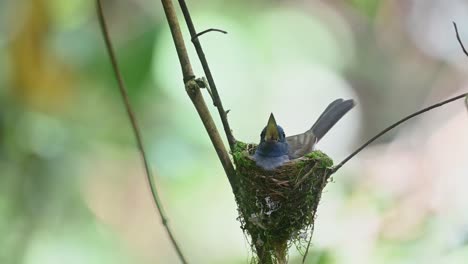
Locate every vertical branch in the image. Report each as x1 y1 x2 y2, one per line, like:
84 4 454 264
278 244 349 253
161 0 194 80
159 0 238 192
96 1 188 263
177 0 236 149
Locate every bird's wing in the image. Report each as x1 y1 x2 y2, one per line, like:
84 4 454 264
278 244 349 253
286 131 317 159
286 98 355 159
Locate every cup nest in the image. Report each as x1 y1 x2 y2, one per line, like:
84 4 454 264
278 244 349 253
232 142 333 263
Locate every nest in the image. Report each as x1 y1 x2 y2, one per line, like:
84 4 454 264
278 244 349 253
232 142 333 264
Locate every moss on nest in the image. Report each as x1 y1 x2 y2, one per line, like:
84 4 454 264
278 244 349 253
232 141 333 264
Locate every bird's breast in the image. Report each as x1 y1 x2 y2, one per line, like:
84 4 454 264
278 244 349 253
252 153 289 170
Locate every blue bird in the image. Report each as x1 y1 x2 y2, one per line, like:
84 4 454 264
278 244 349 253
252 98 355 170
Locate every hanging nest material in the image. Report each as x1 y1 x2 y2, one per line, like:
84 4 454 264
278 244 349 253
232 142 333 264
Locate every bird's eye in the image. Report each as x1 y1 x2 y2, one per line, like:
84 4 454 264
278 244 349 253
282 132 285 137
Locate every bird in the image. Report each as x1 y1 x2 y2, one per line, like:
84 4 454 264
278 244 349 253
252 98 355 170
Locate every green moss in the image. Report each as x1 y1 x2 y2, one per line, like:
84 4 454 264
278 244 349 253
304 150 334 168
232 141 256 169
233 141 248 152
231 141 334 264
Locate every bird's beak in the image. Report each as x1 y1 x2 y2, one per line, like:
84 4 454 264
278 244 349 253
265 113 280 142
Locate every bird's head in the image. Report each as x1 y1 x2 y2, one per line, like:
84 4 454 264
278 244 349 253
260 113 286 143
255 113 289 158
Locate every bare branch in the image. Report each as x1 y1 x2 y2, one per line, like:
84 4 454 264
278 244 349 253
332 92 468 174
96 1 188 263
178 0 236 149
159 0 238 192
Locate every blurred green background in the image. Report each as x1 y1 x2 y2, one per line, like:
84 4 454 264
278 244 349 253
2 0 468 263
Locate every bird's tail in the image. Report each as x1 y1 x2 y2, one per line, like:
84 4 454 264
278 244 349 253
310 98 355 141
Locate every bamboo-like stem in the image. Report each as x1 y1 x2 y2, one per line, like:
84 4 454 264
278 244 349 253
161 0 194 80
160 0 238 192
96 1 188 263
177 0 236 149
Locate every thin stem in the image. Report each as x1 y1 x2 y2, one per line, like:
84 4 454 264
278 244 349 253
178 0 236 149
192 28 228 41
453 22 468 57
96 1 188 263
302 229 313 264
159 0 238 193
332 92 468 174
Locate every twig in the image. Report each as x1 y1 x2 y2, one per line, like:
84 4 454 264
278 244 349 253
302 169 330 264
178 0 236 149
453 22 468 114
302 224 314 264
332 92 468 174
159 0 238 193
335 23 468 173
96 1 188 263
465 97 468 114
192 28 228 41
453 22 468 56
